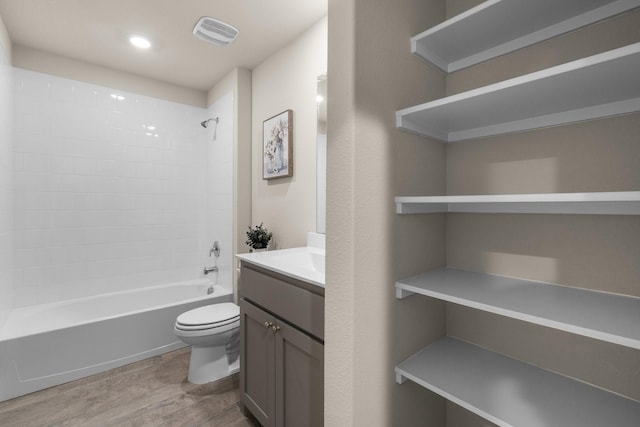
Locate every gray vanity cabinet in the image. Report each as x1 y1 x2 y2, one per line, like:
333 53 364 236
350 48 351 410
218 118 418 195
239 263 324 427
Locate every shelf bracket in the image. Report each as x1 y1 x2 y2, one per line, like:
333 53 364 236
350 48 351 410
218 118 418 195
396 286 415 299
395 368 407 384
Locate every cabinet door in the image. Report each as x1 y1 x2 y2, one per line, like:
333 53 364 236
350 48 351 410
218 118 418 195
275 320 324 427
240 299 276 427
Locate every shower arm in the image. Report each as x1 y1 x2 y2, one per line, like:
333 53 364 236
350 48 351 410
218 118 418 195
200 117 219 128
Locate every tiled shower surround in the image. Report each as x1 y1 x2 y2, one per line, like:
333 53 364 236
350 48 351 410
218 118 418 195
0 46 12 325
11 68 233 307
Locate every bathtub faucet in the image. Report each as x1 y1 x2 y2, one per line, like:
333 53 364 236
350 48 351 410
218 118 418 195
203 266 218 275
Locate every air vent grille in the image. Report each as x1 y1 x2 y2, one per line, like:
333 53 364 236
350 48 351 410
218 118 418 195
193 17 239 47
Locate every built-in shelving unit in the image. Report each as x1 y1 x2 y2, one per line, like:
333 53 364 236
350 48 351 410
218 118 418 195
412 0 640 72
395 191 640 214
396 43 640 142
396 268 640 349
396 337 640 427
395 1 640 425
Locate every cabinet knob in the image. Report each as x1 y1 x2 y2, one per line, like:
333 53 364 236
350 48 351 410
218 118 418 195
264 321 272 329
270 324 281 332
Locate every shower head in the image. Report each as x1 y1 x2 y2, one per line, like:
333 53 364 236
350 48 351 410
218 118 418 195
201 117 219 128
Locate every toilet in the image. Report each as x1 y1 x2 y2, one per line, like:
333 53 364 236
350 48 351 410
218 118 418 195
174 302 240 384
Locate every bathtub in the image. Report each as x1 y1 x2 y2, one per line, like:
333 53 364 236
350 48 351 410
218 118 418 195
0 280 232 402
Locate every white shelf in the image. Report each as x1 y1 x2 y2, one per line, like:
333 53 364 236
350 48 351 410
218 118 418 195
396 268 640 349
396 43 640 142
412 0 640 72
395 191 640 215
396 337 640 427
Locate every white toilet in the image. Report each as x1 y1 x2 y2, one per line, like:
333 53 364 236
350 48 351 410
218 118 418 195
174 302 240 384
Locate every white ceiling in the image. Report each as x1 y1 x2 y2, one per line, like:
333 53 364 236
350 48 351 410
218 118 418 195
0 0 327 91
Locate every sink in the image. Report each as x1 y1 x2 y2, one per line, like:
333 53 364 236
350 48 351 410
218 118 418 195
236 246 325 287
270 250 325 275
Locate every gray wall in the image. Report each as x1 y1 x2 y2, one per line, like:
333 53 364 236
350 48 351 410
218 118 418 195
325 0 447 425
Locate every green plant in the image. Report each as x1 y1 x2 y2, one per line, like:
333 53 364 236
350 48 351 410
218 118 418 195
245 223 272 250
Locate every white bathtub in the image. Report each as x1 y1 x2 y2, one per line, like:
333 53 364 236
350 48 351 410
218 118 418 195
0 280 232 402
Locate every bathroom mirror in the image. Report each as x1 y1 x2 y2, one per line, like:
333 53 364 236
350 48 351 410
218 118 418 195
316 74 327 234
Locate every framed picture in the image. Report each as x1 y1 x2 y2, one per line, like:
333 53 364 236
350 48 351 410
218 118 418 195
263 110 293 179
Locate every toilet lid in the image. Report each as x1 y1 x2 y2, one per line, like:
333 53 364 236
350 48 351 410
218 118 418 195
176 303 239 327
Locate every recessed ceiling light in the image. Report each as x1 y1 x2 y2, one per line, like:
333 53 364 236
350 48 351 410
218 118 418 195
129 35 151 49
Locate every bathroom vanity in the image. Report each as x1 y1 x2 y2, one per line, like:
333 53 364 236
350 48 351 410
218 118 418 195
237 245 325 427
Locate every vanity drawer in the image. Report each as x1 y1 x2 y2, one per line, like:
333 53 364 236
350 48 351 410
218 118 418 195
240 264 324 341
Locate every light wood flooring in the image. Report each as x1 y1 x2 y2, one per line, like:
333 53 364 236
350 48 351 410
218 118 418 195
0 348 260 427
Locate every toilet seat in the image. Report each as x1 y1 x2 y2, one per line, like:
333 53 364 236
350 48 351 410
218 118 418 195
175 303 239 332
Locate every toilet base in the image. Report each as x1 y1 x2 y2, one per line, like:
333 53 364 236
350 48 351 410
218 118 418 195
187 345 239 384
229 357 240 375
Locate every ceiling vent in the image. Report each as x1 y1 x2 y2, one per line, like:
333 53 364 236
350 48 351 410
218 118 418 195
193 17 239 47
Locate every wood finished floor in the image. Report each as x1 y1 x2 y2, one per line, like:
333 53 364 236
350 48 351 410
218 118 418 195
0 348 261 427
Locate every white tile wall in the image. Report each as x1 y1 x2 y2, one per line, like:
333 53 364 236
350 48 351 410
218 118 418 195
202 92 234 291
12 69 233 306
0 45 12 326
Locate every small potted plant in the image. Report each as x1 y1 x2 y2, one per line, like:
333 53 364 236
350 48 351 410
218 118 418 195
246 223 272 252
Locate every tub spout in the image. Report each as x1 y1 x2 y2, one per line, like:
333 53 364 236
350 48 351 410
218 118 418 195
203 266 218 275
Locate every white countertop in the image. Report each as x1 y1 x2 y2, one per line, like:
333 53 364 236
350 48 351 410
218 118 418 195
236 245 325 288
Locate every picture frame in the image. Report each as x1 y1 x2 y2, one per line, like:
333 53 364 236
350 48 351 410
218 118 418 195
263 109 293 179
